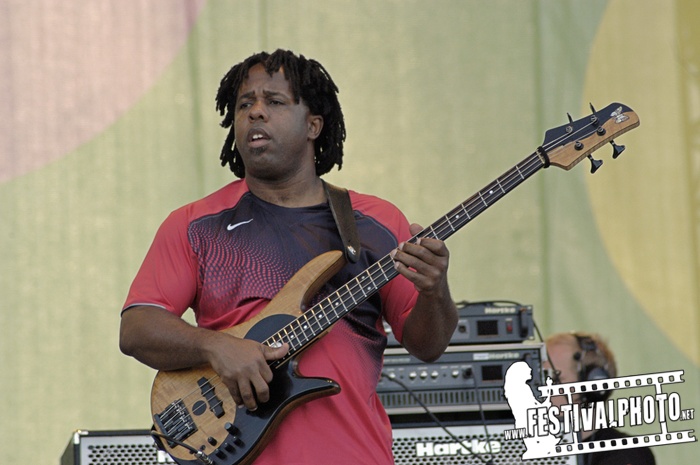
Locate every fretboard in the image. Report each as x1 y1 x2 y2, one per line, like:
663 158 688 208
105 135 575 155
268 150 547 368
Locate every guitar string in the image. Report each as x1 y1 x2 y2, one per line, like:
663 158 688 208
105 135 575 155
160 115 609 423
166 151 549 418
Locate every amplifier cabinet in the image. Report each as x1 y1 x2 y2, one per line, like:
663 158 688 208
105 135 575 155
60 426 578 465
60 430 174 465
379 343 546 415
391 423 579 465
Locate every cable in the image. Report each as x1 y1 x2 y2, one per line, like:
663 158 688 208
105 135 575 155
150 431 214 465
380 373 495 465
464 369 496 465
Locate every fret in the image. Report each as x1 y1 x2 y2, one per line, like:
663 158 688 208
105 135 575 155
307 312 323 333
430 221 444 240
293 317 306 340
467 199 486 218
478 191 489 207
280 326 292 343
285 324 300 346
318 300 333 326
365 272 378 294
299 315 311 334
377 259 391 282
286 333 301 355
337 296 350 317
460 203 472 221
445 213 455 232
495 177 506 194
339 281 357 307
319 299 336 326
356 275 368 298
292 324 306 346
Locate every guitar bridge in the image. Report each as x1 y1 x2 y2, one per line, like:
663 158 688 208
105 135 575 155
154 399 197 447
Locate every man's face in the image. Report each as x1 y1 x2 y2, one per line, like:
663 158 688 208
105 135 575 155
545 340 581 407
233 64 322 181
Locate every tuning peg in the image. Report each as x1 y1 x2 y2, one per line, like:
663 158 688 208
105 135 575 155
587 103 601 125
587 154 603 173
610 140 625 159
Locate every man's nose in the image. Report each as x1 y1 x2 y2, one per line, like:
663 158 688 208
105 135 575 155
249 100 268 121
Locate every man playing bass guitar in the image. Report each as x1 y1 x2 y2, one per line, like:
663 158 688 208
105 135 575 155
119 49 458 465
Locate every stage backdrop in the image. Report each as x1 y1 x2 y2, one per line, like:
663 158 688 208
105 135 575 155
1 1 698 463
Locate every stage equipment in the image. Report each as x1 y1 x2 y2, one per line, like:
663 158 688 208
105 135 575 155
378 342 546 415
390 422 579 465
386 301 534 347
61 425 580 465
60 430 174 465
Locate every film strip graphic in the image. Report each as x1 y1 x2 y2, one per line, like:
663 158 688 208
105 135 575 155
535 370 696 457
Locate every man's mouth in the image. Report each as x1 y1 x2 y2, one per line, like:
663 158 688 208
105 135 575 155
248 128 270 148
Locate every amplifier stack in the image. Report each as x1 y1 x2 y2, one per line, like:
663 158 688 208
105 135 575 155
379 301 569 464
381 300 543 416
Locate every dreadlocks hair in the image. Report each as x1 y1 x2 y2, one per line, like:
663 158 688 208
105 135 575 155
215 49 346 178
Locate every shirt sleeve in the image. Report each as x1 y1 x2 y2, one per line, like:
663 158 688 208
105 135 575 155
122 208 199 316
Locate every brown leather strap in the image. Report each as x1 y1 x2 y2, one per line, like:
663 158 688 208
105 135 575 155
324 181 361 263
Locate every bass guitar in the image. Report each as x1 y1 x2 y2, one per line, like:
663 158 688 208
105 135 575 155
150 102 640 465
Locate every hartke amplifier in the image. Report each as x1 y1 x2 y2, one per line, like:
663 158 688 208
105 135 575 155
391 423 580 465
60 430 175 465
378 343 546 415
386 301 534 347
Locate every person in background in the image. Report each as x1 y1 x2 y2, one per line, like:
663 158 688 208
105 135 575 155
545 332 656 465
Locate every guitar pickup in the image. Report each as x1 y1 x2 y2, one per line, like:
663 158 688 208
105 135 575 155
154 399 197 447
198 377 225 418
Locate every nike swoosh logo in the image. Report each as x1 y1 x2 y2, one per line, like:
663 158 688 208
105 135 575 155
227 219 253 231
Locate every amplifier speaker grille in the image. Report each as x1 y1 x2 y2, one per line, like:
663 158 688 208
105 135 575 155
60 430 174 465
391 424 579 465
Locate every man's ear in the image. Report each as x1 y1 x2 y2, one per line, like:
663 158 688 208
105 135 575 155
308 114 323 140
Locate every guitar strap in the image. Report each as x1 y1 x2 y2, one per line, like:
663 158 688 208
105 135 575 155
323 181 361 263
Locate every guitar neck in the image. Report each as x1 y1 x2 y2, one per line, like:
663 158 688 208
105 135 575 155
268 150 547 367
416 150 546 243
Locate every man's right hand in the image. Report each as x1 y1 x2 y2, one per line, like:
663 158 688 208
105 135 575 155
203 332 289 411
120 306 289 411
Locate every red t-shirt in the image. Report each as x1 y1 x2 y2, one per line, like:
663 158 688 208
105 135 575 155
123 179 418 464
